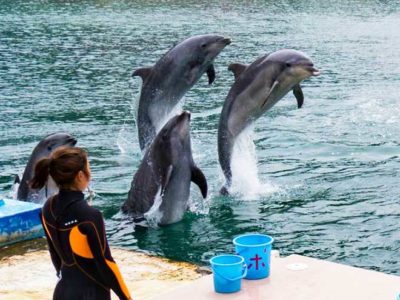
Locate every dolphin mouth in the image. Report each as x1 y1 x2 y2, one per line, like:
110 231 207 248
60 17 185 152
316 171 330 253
312 69 321 76
219 37 232 45
308 66 321 76
67 137 78 146
180 111 191 121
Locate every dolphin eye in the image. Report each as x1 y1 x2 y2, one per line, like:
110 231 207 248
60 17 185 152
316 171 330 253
47 146 52 151
286 63 292 67
201 43 207 49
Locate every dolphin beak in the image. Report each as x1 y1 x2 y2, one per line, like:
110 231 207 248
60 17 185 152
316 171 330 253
310 67 321 76
220 37 232 45
68 137 78 146
180 111 191 121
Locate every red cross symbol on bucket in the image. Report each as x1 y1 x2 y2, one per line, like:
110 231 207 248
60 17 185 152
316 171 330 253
248 254 266 270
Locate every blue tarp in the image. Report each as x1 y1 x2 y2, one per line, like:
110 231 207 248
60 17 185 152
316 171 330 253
0 199 44 247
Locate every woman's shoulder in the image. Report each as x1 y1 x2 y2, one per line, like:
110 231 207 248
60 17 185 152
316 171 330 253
75 202 104 222
41 195 57 219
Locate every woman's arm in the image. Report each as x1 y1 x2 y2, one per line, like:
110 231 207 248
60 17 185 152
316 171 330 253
40 211 62 277
79 212 132 300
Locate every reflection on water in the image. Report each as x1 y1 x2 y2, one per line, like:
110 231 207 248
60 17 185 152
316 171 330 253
1 0 400 275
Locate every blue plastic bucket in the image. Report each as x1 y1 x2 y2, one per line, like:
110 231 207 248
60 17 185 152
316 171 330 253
210 254 247 293
233 234 274 280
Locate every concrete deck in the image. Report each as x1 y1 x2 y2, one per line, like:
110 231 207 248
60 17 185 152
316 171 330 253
151 254 400 300
1 240 399 300
0 242 203 300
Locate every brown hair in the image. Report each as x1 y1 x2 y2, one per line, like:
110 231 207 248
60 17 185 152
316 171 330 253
30 147 90 190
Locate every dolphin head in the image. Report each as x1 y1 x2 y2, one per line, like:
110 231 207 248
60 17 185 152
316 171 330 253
18 132 77 200
174 34 231 75
34 132 77 158
266 49 320 82
155 111 191 162
195 34 232 62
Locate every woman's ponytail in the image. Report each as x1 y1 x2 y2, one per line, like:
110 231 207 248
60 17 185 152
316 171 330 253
30 157 51 189
29 147 88 191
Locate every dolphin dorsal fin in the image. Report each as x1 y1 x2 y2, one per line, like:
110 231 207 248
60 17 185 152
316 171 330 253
228 63 248 80
293 84 304 108
191 165 208 198
132 67 153 81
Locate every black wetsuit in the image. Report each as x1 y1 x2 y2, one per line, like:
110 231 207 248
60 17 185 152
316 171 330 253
40 190 131 300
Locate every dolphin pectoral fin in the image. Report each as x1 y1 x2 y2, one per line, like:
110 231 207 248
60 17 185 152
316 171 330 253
206 64 216 84
161 165 173 195
14 175 20 184
191 166 208 198
228 63 247 80
293 84 304 108
261 80 280 110
132 67 153 81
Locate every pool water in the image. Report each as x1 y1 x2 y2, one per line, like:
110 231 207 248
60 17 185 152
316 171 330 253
0 0 399 275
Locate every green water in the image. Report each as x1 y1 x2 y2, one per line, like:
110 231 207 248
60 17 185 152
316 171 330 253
1 0 400 275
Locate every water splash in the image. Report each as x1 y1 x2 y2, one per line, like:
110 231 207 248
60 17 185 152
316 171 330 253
143 187 163 227
153 99 184 133
188 192 210 215
230 126 281 200
11 179 19 200
116 124 131 155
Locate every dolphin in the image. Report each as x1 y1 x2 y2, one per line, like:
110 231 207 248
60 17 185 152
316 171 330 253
132 34 231 151
218 49 320 194
122 111 207 226
16 132 77 202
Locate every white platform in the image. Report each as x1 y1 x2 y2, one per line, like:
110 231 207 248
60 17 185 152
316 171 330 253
151 254 400 300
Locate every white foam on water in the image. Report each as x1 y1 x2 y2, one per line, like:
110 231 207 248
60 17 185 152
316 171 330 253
188 192 210 215
116 124 132 155
144 187 163 227
229 126 281 200
11 179 19 200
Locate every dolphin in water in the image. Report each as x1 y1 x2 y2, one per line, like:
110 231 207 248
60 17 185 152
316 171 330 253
16 132 77 202
122 111 207 226
218 49 320 194
132 34 231 151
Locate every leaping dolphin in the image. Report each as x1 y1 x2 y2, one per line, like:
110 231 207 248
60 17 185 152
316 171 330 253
132 34 231 151
122 111 207 226
218 49 320 194
16 132 77 202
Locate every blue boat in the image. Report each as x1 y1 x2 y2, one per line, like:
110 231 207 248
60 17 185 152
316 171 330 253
0 199 44 247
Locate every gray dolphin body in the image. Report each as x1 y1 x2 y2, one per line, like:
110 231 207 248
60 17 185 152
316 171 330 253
16 132 77 202
218 49 320 194
133 34 231 151
122 111 207 226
